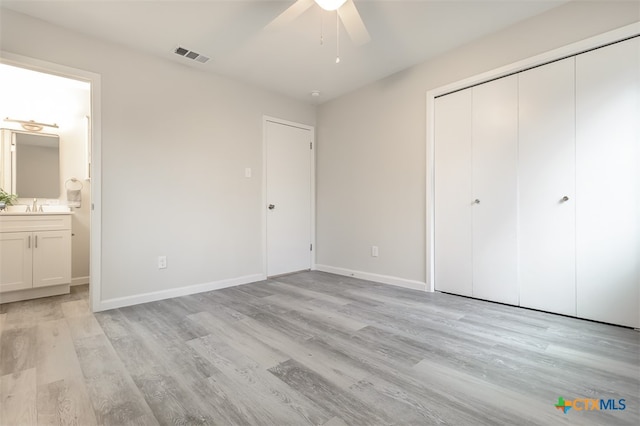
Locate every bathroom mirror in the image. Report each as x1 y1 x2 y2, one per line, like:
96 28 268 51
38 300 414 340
7 131 60 198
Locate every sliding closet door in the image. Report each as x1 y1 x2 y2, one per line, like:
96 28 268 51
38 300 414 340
518 58 576 316
471 76 519 304
434 89 473 296
575 37 640 328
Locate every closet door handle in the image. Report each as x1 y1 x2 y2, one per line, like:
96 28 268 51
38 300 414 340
28 235 31 249
473 199 480 204
35 235 38 248
561 196 569 202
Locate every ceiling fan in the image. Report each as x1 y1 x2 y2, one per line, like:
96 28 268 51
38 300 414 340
266 0 371 46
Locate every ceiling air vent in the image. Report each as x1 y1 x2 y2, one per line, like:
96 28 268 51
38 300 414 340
174 46 210 64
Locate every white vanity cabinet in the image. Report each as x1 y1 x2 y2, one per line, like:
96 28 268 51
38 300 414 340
0 213 72 302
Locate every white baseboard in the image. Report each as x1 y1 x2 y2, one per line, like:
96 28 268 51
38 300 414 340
71 276 90 286
1 284 70 304
314 264 427 291
94 273 266 312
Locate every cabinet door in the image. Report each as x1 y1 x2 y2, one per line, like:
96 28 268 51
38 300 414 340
0 232 33 292
471 75 519 305
576 37 640 328
32 230 71 288
434 89 473 296
518 58 576 316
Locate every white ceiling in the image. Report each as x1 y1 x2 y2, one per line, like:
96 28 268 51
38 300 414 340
1 0 569 103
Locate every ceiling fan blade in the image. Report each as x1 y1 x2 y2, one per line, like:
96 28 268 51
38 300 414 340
337 0 370 46
265 0 315 31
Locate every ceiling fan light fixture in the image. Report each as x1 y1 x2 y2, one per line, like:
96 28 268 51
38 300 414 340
315 0 347 11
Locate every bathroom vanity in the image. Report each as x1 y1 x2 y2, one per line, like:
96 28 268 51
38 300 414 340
0 212 72 303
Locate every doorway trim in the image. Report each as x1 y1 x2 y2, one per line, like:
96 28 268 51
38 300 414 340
0 51 102 312
262 116 315 278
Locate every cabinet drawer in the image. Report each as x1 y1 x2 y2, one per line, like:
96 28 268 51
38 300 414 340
0 214 71 232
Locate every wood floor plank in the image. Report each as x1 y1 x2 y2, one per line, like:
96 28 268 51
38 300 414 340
266 280 354 306
60 300 91 319
116 305 219 383
73 334 158 426
413 357 636 426
232 316 369 389
545 344 638 380
36 378 98 426
108 335 215 425
262 293 368 332
104 311 247 425
110 304 254 425
321 416 348 426
188 334 331 425
65 315 104 341
94 309 132 340
188 311 289 369
36 319 82 385
268 358 392 425
0 313 6 337
1 298 64 329
0 326 36 376
232 280 276 298
0 368 37 426
34 318 98 426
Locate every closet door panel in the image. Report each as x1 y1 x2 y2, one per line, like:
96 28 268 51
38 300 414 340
518 58 576 316
576 37 640 328
434 89 473 296
471 76 519 305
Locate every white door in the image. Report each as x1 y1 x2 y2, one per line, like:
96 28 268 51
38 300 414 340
0 232 33 292
434 89 473 296
575 37 640 328
471 75 519 305
266 119 313 276
32 230 71 288
518 58 577 316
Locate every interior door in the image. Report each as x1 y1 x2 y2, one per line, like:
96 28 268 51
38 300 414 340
575 37 640 328
266 120 313 277
471 75 519 305
518 58 576 316
434 89 473 296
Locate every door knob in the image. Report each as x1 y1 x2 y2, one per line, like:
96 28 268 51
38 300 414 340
268 204 275 210
561 196 569 202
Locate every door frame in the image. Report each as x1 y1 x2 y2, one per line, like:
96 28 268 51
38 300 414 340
262 116 315 277
0 51 102 312
426 23 640 293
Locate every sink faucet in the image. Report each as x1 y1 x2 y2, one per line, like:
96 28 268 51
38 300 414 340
32 198 38 212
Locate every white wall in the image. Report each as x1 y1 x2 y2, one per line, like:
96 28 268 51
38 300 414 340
1 9 316 304
0 64 91 284
316 1 640 286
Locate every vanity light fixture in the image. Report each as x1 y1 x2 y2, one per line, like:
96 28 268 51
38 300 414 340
4 117 59 132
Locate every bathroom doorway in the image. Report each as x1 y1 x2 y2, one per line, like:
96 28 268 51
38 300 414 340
0 54 101 311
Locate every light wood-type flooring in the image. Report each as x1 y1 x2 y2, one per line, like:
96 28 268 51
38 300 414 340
1 271 639 425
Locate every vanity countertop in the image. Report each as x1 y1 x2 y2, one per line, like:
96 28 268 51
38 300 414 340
0 211 72 216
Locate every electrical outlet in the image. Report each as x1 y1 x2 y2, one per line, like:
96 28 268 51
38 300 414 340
371 246 379 257
158 255 167 269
